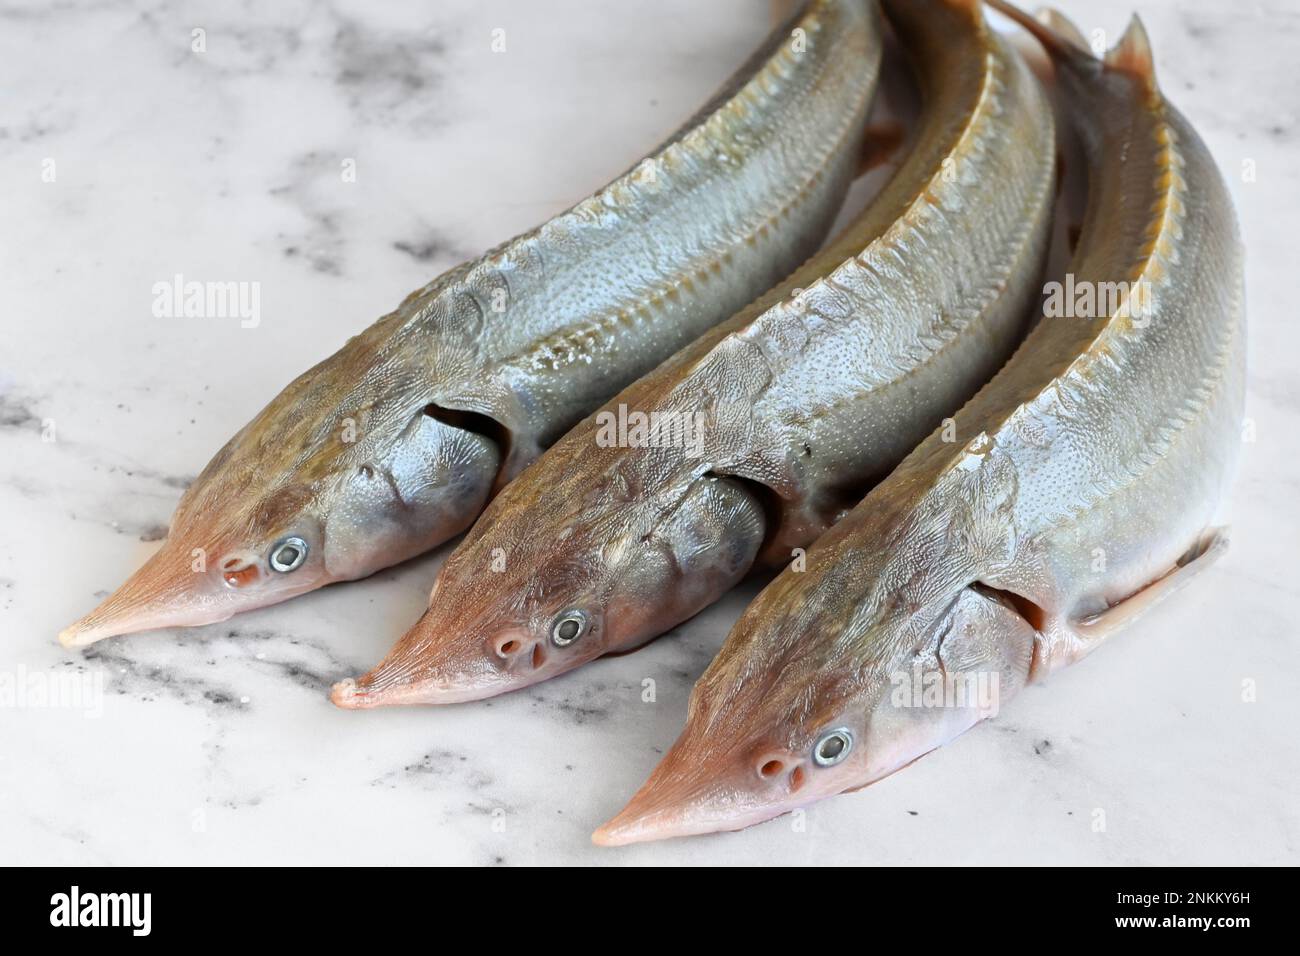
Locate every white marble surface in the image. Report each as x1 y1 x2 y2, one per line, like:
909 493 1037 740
1 0 1296 865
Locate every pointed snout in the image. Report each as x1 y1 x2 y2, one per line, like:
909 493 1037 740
330 607 538 709
592 795 720 847
59 532 329 648
593 739 813 847
59 611 153 649
59 539 234 648
593 778 795 847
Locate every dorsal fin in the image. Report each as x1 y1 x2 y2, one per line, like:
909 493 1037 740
991 1 1159 92
1105 14 1158 89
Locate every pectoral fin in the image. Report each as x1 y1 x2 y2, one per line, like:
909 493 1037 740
1033 529 1229 679
1078 530 1228 639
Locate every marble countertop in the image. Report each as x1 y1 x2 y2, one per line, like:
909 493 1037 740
2 0 1296 865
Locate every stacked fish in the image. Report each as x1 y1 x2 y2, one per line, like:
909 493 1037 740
61 0 1245 846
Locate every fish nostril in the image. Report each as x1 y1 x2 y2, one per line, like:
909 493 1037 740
495 638 520 658
758 758 785 779
789 766 806 793
221 560 259 588
531 644 545 670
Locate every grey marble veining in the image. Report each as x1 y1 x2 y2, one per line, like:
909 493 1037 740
1 0 1297 865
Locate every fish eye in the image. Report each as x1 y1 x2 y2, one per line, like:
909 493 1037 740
269 536 308 573
812 728 853 767
550 609 589 647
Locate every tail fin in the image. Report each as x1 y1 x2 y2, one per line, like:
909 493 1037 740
988 1 1158 90
1104 15 1158 89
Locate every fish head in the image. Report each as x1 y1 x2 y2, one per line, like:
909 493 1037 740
61 325 502 647
594 485 1038 845
331 441 766 707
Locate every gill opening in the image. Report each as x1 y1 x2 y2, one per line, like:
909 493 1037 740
422 402 512 490
971 581 1047 632
702 469 784 556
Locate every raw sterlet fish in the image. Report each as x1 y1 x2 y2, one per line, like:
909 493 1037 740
61 0 883 647
595 3 1245 845
333 0 1057 708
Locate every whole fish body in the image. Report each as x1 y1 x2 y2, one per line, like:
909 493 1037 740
332 0 1058 709
594 4 1245 845
60 0 883 647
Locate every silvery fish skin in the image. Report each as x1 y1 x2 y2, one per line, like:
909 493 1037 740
331 0 1057 709
594 6 1245 846
60 0 883 647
